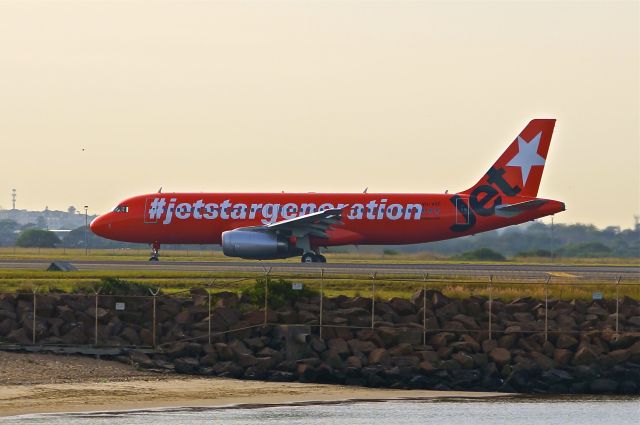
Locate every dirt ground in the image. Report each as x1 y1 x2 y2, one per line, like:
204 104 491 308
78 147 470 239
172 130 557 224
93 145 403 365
0 351 503 418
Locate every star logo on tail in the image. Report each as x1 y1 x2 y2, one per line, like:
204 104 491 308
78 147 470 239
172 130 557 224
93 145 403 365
506 131 546 186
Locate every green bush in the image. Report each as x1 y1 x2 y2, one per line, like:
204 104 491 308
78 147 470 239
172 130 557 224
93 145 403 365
74 277 159 296
383 249 399 256
515 249 553 258
242 278 318 309
15 229 60 248
557 242 613 258
457 247 506 261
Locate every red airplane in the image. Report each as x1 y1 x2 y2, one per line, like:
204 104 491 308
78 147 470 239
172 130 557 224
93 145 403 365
90 119 565 262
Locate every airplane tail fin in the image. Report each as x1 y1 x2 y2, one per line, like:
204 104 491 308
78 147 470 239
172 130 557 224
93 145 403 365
461 119 556 198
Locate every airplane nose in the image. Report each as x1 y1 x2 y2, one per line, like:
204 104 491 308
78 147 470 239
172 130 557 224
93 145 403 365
89 215 108 237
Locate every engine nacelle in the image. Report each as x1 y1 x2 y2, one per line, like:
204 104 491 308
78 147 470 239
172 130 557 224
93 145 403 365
221 230 300 260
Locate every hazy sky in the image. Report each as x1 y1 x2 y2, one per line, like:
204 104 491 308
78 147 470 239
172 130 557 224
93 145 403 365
1 1 638 228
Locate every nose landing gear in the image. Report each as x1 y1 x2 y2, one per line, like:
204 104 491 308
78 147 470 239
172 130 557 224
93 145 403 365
301 252 326 263
149 241 160 262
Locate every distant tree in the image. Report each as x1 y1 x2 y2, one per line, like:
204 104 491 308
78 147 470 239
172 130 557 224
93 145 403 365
515 249 553 258
557 242 613 258
457 248 506 261
0 219 19 246
35 216 47 229
15 229 60 248
67 206 76 214
62 225 144 249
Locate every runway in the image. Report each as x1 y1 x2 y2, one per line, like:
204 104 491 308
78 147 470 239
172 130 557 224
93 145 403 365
0 259 637 280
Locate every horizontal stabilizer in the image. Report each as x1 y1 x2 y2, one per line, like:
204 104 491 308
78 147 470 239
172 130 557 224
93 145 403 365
494 199 548 218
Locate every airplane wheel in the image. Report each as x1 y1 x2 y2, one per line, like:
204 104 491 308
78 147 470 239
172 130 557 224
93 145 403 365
301 253 315 263
149 257 159 262
317 254 327 263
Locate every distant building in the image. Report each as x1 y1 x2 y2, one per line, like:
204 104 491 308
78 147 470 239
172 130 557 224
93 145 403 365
0 208 97 230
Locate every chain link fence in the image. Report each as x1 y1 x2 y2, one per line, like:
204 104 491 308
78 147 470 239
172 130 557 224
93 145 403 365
0 272 638 349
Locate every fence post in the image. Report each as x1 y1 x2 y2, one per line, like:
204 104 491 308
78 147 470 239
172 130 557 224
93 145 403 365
93 287 102 346
615 276 622 335
544 275 551 343
149 288 160 348
371 272 377 329
319 268 324 339
488 275 493 340
32 287 38 345
207 280 215 345
422 273 428 345
263 267 272 327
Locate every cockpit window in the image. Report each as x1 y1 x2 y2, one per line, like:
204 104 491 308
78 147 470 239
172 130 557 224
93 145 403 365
113 205 129 213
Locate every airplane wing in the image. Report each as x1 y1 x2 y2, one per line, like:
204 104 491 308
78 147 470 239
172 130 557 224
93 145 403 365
240 207 346 239
495 199 548 218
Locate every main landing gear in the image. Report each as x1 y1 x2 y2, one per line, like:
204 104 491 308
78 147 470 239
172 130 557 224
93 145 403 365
149 241 160 262
301 252 326 263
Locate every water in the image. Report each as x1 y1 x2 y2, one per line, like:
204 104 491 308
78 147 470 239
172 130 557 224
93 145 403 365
2 397 639 425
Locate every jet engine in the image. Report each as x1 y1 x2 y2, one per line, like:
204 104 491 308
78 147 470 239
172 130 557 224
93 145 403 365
221 230 300 260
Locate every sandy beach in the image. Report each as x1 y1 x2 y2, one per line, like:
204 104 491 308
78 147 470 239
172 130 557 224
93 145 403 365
0 351 502 417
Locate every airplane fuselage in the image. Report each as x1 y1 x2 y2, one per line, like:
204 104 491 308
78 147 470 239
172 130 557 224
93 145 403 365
91 192 565 246
89 119 566 262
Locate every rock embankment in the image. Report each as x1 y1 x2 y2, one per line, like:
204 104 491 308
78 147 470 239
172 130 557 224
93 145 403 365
1 289 639 394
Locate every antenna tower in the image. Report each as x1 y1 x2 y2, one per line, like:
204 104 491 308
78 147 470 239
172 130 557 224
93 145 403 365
11 189 16 210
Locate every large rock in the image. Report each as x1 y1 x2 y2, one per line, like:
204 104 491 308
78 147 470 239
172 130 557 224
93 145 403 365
389 298 416 315
341 297 371 310
369 348 391 365
87 307 110 320
174 357 200 374
237 354 258 367
392 355 419 368
482 339 498 353
498 334 518 350
590 379 618 393
212 361 244 378
489 347 511 365
555 334 578 349
228 339 252 357
214 291 239 308
572 346 598 366
200 352 219 366
174 310 191 325
452 352 474 369
348 339 377 354
397 329 423 345
513 312 534 322
435 303 459 322
376 327 398 347
553 348 573 365
327 338 350 356
452 314 480 330
212 307 241 328
430 332 456 349
129 350 153 367
389 343 413 356
530 352 555 370
607 348 630 363
7 328 31 344
418 360 435 373
504 301 530 314
431 291 450 309
346 355 363 369
214 343 234 361
322 350 345 369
